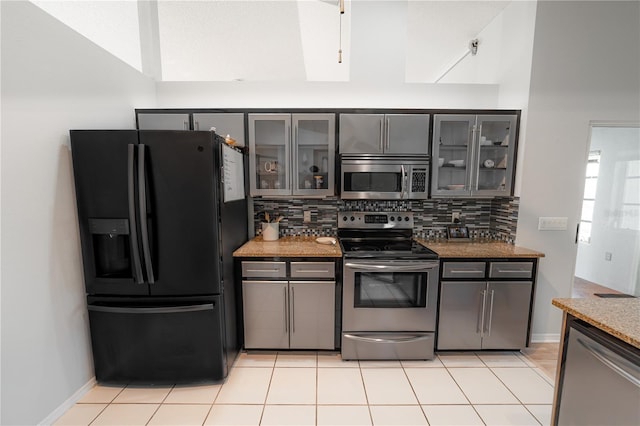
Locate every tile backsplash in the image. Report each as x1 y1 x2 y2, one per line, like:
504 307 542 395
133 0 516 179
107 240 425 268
253 197 520 243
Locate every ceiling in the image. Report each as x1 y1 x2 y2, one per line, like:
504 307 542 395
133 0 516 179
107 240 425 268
32 0 512 83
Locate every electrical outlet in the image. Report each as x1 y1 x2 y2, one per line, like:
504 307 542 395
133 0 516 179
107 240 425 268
605 252 612 261
303 210 311 223
452 212 461 223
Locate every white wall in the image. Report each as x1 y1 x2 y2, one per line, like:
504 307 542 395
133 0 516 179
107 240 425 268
155 80 499 109
575 126 640 295
0 2 156 424
516 1 640 340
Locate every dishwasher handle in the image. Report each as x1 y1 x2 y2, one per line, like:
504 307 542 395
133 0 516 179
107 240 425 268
577 337 640 388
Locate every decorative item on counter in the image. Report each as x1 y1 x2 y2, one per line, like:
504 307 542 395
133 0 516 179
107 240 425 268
314 175 324 189
446 225 471 241
260 212 283 241
224 134 237 146
316 237 336 245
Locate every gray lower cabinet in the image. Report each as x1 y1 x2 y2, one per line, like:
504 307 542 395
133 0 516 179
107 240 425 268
242 280 289 349
437 260 535 350
242 260 336 350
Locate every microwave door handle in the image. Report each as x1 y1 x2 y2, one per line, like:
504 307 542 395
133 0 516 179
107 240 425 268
401 164 408 198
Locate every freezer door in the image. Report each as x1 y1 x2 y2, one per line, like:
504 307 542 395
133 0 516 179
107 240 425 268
87 296 226 383
139 131 222 296
70 130 149 296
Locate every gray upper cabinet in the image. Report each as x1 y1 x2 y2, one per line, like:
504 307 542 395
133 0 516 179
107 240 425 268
432 114 517 197
339 114 429 155
137 113 190 130
249 113 335 198
192 113 245 147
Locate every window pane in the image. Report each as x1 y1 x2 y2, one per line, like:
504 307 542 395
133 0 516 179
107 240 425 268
626 159 640 177
620 205 640 231
583 178 598 199
586 161 600 177
623 177 640 204
581 200 595 221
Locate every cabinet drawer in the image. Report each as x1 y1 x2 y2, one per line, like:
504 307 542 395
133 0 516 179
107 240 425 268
242 261 286 278
442 262 486 279
290 262 335 279
489 262 533 279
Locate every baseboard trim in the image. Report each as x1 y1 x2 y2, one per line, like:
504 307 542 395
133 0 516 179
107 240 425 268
39 377 96 426
531 333 561 343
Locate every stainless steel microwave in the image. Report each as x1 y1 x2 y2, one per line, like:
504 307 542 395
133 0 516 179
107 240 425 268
340 155 430 199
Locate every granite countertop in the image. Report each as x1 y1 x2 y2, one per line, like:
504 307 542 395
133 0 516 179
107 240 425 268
233 236 342 258
417 239 545 258
552 298 640 349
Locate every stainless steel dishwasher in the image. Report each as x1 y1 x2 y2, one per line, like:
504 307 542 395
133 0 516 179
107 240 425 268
555 318 640 425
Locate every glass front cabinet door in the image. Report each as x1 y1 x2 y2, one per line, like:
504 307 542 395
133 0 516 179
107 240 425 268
432 114 518 197
249 113 335 197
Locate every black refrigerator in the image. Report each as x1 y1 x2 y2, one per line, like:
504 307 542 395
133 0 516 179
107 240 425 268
70 130 247 384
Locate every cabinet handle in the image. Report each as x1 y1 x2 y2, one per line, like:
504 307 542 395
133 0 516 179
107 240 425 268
486 289 495 335
450 269 483 274
183 121 189 130
283 287 288 333
478 289 487 335
471 124 479 191
385 117 390 151
246 269 282 273
291 287 295 333
379 119 384 152
194 121 200 131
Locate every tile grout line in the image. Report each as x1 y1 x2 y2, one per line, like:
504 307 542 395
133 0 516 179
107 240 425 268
400 361 432 425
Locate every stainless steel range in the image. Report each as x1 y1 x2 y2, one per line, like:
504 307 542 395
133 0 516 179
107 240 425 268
338 211 440 360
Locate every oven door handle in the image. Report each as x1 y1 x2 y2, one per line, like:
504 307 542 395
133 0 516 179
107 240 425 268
345 262 438 272
343 334 432 344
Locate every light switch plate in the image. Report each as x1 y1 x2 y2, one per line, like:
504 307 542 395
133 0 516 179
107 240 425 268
538 216 568 231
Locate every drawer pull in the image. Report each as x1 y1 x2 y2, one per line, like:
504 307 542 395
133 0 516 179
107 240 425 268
295 269 330 273
496 269 526 273
450 270 483 274
247 269 281 273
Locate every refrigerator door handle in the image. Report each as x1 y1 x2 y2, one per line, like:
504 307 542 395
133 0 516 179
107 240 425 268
128 144 144 284
138 144 155 284
88 304 214 314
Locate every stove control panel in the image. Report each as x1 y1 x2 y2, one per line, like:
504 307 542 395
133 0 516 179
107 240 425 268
338 211 414 229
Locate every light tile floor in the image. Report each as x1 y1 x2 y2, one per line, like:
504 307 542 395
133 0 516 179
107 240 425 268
54 350 557 426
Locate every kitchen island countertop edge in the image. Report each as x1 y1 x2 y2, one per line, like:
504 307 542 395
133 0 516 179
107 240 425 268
552 297 640 349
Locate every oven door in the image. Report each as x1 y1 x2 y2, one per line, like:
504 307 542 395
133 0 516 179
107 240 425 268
342 260 439 331
341 162 404 199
